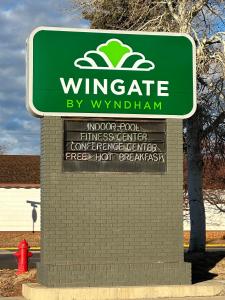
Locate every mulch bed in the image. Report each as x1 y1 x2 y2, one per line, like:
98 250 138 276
0 268 37 297
185 251 225 283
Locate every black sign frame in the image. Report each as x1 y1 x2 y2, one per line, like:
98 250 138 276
63 119 166 172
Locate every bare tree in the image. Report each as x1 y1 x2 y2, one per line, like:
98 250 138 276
204 190 225 212
183 159 225 233
71 0 225 252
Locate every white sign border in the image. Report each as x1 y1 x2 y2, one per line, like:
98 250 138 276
26 26 197 119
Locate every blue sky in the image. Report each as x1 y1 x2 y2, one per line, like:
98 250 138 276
0 0 88 154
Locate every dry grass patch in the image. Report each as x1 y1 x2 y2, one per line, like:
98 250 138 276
0 232 40 248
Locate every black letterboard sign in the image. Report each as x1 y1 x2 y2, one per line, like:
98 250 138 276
64 120 166 172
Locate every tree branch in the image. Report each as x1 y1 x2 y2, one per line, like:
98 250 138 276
192 0 209 16
203 111 225 138
165 0 179 23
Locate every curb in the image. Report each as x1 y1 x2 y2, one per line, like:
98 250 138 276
22 281 225 300
1 245 225 251
0 247 40 251
184 244 225 248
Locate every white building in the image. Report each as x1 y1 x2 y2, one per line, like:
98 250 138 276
0 155 40 231
1 155 225 232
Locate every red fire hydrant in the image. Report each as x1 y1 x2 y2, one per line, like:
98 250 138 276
14 240 33 275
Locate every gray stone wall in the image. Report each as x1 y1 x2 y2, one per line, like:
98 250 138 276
38 117 191 287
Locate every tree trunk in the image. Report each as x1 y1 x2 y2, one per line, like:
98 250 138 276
186 109 206 252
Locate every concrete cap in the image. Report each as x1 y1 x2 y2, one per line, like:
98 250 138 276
22 281 225 300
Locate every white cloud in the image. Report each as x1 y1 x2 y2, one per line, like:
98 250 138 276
0 0 88 154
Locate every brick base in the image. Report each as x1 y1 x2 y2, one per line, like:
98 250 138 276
37 262 191 287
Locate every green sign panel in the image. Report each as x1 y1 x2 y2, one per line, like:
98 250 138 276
26 27 196 119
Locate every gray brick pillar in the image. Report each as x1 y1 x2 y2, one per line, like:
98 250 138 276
37 117 191 287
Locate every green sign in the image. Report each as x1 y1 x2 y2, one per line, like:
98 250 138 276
26 27 196 119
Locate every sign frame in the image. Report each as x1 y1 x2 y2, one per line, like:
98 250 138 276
26 26 197 119
63 118 167 173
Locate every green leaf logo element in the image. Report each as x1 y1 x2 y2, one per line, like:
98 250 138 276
74 38 155 72
98 39 131 67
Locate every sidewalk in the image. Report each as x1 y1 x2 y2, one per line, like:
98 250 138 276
1 296 225 300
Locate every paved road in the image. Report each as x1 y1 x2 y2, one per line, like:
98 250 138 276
1 248 225 269
0 251 40 269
